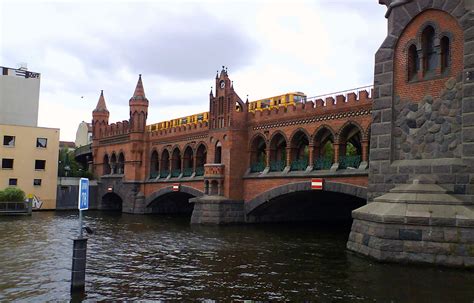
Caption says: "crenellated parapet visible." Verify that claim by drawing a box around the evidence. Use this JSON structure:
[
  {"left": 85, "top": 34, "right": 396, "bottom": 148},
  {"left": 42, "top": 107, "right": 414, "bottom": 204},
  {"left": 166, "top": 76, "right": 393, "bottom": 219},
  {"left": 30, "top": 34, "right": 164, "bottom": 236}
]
[
  {"left": 148, "top": 121, "right": 209, "bottom": 139},
  {"left": 248, "top": 87, "right": 373, "bottom": 124},
  {"left": 103, "top": 120, "right": 130, "bottom": 137}
]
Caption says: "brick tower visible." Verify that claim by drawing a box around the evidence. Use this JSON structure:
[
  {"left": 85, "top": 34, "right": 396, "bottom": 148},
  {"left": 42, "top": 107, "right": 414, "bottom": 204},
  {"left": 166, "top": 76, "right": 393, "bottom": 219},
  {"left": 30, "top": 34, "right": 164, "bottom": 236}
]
[
  {"left": 91, "top": 90, "right": 109, "bottom": 177},
  {"left": 92, "top": 90, "right": 109, "bottom": 140},
  {"left": 191, "top": 67, "right": 248, "bottom": 224},
  {"left": 127, "top": 74, "right": 149, "bottom": 181},
  {"left": 347, "top": 0, "right": 474, "bottom": 267}
]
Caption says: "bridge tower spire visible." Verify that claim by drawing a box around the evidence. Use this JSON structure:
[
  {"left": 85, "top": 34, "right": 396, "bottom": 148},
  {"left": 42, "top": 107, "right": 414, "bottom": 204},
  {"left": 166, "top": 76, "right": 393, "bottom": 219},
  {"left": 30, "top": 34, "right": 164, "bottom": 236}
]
[
  {"left": 129, "top": 74, "right": 149, "bottom": 133},
  {"left": 92, "top": 90, "right": 109, "bottom": 139}
]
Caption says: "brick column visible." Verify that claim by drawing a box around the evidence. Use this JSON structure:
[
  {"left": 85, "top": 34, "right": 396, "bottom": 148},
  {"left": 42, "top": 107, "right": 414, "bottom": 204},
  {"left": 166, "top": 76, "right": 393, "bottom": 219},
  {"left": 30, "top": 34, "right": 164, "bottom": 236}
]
[
  {"left": 286, "top": 147, "right": 292, "bottom": 167},
  {"left": 333, "top": 143, "right": 340, "bottom": 164},
  {"left": 266, "top": 147, "right": 272, "bottom": 167},
  {"left": 192, "top": 152, "right": 197, "bottom": 173},
  {"left": 362, "top": 139, "right": 369, "bottom": 162},
  {"left": 308, "top": 144, "right": 315, "bottom": 166}
]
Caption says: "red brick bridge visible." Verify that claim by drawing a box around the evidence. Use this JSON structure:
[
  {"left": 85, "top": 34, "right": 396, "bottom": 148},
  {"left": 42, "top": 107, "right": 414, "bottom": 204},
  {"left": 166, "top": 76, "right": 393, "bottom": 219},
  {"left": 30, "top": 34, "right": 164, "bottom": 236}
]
[
  {"left": 88, "top": 0, "right": 474, "bottom": 268},
  {"left": 91, "top": 69, "right": 372, "bottom": 223}
]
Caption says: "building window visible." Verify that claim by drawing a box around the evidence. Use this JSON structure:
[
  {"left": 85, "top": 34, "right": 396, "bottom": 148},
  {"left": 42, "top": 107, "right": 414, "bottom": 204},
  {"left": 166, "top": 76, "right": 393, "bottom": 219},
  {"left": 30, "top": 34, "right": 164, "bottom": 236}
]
[
  {"left": 2, "top": 158, "right": 14, "bottom": 169},
  {"left": 35, "top": 160, "right": 46, "bottom": 170},
  {"left": 9, "top": 178, "right": 17, "bottom": 186},
  {"left": 408, "top": 44, "right": 419, "bottom": 81},
  {"left": 441, "top": 36, "right": 451, "bottom": 73},
  {"left": 3, "top": 135, "right": 15, "bottom": 147},
  {"left": 215, "top": 141, "right": 222, "bottom": 164},
  {"left": 33, "top": 179, "right": 42, "bottom": 186},
  {"left": 36, "top": 138, "right": 48, "bottom": 148},
  {"left": 422, "top": 26, "right": 437, "bottom": 75}
]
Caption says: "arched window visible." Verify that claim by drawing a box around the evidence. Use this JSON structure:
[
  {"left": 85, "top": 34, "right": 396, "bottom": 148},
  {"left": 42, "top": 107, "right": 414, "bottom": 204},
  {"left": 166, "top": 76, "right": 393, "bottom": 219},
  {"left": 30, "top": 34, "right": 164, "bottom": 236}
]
[
  {"left": 215, "top": 141, "right": 222, "bottom": 164},
  {"left": 422, "top": 26, "right": 436, "bottom": 74},
  {"left": 195, "top": 144, "right": 207, "bottom": 176},
  {"left": 160, "top": 150, "right": 170, "bottom": 178},
  {"left": 110, "top": 153, "right": 117, "bottom": 174},
  {"left": 103, "top": 154, "right": 111, "bottom": 175},
  {"left": 269, "top": 133, "right": 287, "bottom": 172},
  {"left": 441, "top": 36, "right": 450, "bottom": 73},
  {"left": 183, "top": 146, "right": 194, "bottom": 177},
  {"left": 313, "top": 127, "right": 335, "bottom": 170},
  {"left": 408, "top": 44, "right": 419, "bottom": 81},
  {"left": 289, "top": 131, "right": 309, "bottom": 171},
  {"left": 338, "top": 124, "right": 363, "bottom": 169},
  {"left": 250, "top": 135, "right": 267, "bottom": 173},
  {"left": 171, "top": 148, "right": 182, "bottom": 177},
  {"left": 150, "top": 150, "right": 159, "bottom": 178},
  {"left": 118, "top": 153, "right": 125, "bottom": 174}
]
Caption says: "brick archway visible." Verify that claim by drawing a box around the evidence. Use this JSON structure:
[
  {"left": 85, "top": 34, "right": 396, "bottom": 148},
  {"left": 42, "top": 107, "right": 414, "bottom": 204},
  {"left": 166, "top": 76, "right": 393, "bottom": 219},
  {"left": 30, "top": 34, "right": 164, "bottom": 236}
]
[
  {"left": 245, "top": 181, "right": 367, "bottom": 215},
  {"left": 145, "top": 185, "right": 204, "bottom": 207}
]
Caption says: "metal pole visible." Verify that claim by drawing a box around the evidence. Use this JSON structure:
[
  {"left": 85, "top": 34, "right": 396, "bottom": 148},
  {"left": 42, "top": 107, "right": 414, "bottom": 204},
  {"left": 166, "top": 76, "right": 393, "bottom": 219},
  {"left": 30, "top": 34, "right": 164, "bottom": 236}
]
[
  {"left": 79, "top": 209, "right": 83, "bottom": 237},
  {"left": 71, "top": 237, "right": 87, "bottom": 294}
]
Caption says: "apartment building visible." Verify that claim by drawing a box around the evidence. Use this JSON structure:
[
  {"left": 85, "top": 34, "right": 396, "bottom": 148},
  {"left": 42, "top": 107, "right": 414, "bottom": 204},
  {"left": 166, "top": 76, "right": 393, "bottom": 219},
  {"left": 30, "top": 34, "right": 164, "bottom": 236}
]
[
  {"left": 0, "top": 65, "right": 60, "bottom": 209},
  {"left": 0, "top": 124, "right": 59, "bottom": 209}
]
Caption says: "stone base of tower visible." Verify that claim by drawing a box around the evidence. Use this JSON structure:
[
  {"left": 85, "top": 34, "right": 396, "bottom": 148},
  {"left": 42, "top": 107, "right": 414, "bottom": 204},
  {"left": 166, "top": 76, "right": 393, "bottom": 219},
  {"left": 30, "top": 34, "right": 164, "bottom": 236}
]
[
  {"left": 347, "top": 181, "right": 474, "bottom": 268},
  {"left": 190, "top": 196, "right": 244, "bottom": 225}
]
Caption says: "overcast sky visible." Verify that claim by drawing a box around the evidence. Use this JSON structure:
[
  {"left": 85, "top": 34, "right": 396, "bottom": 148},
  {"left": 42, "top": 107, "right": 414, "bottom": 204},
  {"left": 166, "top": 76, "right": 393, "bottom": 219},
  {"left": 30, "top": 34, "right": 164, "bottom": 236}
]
[{"left": 1, "top": 0, "right": 387, "bottom": 141}]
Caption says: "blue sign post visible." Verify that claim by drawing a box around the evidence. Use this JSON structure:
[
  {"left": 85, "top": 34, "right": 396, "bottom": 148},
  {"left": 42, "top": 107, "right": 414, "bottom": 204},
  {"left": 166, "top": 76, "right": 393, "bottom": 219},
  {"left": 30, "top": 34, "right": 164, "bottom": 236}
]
[
  {"left": 78, "top": 178, "right": 89, "bottom": 237},
  {"left": 71, "top": 178, "right": 90, "bottom": 294}
]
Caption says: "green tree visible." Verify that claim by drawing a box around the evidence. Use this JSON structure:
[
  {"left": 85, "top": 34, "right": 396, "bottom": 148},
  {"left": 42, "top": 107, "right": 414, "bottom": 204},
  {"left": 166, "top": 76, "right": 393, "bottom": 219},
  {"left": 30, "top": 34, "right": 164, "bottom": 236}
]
[{"left": 58, "top": 148, "right": 94, "bottom": 179}]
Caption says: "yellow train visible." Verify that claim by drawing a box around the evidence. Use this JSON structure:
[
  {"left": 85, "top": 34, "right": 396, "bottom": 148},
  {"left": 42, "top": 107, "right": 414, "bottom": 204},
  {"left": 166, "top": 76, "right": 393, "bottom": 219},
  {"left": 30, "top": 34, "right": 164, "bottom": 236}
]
[
  {"left": 146, "top": 112, "right": 209, "bottom": 132},
  {"left": 248, "top": 92, "right": 307, "bottom": 112},
  {"left": 146, "top": 92, "right": 306, "bottom": 131}
]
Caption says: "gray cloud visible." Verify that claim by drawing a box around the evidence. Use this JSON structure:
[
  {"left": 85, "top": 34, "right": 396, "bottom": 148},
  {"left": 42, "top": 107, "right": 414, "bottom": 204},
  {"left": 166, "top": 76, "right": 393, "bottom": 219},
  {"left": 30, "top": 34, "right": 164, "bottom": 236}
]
[
  {"left": 2, "top": 2, "right": 257, "bottom": 107},
  {"left": 49, "top": 5, "right": 257, "bottom": 81}
]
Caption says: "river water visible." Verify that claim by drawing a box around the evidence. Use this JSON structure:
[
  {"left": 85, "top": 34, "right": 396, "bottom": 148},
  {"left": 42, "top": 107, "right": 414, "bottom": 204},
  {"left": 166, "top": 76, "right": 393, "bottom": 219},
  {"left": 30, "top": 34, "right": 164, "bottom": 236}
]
[{"left": 0, "top": 211, "right": 473, "bottom": 302}]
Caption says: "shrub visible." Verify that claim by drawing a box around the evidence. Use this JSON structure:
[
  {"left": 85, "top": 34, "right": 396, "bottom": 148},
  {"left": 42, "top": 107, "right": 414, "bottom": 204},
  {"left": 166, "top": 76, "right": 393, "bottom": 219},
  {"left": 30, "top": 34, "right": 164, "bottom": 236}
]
[
  {"left": 2, "top": 187, "right": 26, "bottom": 202},
  {"left": 0, "top": 191, "right": 5, "bottom": 202}
]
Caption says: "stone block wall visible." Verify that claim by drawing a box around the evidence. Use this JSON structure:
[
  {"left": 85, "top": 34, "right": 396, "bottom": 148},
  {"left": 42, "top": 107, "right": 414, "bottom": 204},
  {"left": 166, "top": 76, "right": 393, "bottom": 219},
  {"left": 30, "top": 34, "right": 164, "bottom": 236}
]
[{"left": 369, "top": 0, "right": 474, "bottom": 201}]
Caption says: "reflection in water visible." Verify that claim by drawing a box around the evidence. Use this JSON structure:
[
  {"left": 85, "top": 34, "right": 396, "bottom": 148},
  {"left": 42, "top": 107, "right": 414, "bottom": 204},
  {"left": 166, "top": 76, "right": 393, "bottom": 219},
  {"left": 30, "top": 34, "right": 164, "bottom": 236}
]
[{"left": 0, "top": 211, "right": 473, "bottom": 302}]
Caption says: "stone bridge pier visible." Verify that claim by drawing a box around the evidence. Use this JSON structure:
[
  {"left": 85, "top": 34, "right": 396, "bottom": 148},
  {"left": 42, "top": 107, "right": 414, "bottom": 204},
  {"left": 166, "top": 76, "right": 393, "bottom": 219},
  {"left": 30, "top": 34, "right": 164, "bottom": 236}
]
[{"left": 347, "top": 0, "right": 474, "bottom": 268}]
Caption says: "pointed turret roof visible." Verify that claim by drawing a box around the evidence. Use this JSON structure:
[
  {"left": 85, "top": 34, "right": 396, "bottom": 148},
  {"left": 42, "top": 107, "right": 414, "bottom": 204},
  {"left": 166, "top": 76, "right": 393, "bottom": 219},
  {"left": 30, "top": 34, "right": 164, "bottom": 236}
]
[
  {"left": 93, "top": 90, "right": 109, "bottom": 112},
  {"left": 130, "top": 74, "right": 148, "bottom": 102},
  {"left": 210, "top": 87, "right": 214, "bottom": 97},
  {"left": 219, "top": 65, "right": 226, "bottom": 78}
]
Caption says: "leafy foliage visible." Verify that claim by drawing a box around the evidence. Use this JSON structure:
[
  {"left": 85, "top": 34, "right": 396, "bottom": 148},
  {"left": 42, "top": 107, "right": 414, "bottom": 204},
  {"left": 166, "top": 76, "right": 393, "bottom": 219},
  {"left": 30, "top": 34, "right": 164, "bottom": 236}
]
[
  {"left": 0, "top": 187, "right": 25, "bottom": 202},
  {"left": 58, "top": 148, "right": 94, "bottom": 179}
]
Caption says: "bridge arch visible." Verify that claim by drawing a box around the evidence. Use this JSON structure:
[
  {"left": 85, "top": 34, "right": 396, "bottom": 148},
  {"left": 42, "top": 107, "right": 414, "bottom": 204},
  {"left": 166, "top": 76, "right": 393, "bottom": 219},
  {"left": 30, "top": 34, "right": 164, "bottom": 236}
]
[
  {"left": 145, "top": 185, "right": 204, "bottom": 215},
  {"left": 145, "top": 185, "right": 204, "bottom": 207},
  {"left": 101, "top": 192, "right": 124, "bottom": 211},
  {"left": 245, "top": 181, "right": 367, "bottom": 223}
]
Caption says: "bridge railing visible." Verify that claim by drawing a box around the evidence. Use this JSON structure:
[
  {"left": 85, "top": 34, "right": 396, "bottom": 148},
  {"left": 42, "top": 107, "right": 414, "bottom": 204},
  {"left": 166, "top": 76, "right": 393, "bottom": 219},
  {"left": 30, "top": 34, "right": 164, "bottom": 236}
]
[{"left": 248, "top": 156, "right": 366, "bottom": 175}]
